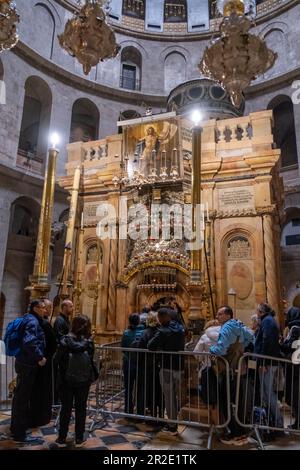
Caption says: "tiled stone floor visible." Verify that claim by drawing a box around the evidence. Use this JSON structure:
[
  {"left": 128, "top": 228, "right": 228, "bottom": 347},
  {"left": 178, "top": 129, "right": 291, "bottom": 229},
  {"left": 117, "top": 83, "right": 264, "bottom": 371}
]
[{"left": 1, "top": 410, "right": 300, "bottom": 451}]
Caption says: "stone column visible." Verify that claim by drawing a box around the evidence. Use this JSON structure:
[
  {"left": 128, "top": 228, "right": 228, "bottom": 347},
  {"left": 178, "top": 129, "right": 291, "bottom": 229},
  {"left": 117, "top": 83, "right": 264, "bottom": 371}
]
[
  {"left": 106, "top": 235, "right": 118, "bottom": 331},
  {"left": 263, "top": 213, "right": 279, "bottom": 314},
  {"left": 61, "top": 165, "right": 81, "bottom": 298},
  {"left": 292, "top": 102, "right": 300, "bottom": 176},
  {"left": 0, "top": 196, "right": 11, "bottom": 295},
  {"left": 188, "top": 124, "right": 205, "bottom": 326}
]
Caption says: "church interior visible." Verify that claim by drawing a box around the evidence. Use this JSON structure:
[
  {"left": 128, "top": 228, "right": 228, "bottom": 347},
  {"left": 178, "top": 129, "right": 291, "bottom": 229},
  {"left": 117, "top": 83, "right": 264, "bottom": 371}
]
[{"left": 1, "top": 0, "right": 300, "bottom": 453}]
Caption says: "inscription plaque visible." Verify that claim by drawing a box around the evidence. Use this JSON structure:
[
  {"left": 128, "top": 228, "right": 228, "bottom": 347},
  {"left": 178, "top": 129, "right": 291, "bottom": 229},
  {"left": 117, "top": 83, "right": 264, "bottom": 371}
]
[{"left": 219, "top": 187, "right": 254, "bottom": 210}]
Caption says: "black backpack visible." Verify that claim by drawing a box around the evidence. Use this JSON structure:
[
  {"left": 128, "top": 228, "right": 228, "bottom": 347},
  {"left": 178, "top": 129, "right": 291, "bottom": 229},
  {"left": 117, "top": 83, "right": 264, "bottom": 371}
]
[{"left": 65, "top": 350, "right": 93, "bottom": 386}]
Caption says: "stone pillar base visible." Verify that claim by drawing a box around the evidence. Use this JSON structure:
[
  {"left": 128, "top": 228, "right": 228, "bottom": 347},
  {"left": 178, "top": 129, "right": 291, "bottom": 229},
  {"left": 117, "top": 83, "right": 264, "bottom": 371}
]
[
  {"left": 26, "top": 276, "right": 51, "bottom": 300},
  {"left": 187, "top": 281, "right": 206, "bottom": 335}
]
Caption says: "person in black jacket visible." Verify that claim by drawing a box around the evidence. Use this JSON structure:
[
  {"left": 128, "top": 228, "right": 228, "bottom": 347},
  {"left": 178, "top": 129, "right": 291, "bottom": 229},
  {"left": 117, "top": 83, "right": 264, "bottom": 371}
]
[
  {"left": 133, "top": 312, "right": 164, "bottom": 420},
  {"left": 280, "top": 306, "right": 300, "bottom": 429},
  {"left": 254, "top": 303, "right": 283, "bottom": 431},
  {"left": 148, "top": 308, "right": 185, "bottom": 435},
  {"left": 53, "top": 300, "right": 73, "bottom": 404},
  {"left": 55, "top": 314, "right": 95, "bottom": 448},
  {"left": 55, "top": 315, "right": 95, "bottom": 447},
  {"left": 28, "top": 299, "right": 57, "bottom": 428},
  {"left": 121, "top": 314, "right": 144, "bottom": 415},
  {"left": 10, "top": 299, "right": 47, "bottom": 443}
]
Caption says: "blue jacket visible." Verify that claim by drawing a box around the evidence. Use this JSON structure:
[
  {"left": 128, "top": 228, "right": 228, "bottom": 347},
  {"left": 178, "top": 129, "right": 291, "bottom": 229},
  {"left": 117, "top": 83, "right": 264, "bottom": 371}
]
[
  {"left": 16, "top": 313, "right": 45, "bottom": 366},
  {"left": 121, "top": 325, "right": 145, "bottom": 362},
  {"left": 254, "top": 313, "right": 280, "bottom": 358},
  {"left": 210, "top": 319, "right": 254, "bottom": 356}
]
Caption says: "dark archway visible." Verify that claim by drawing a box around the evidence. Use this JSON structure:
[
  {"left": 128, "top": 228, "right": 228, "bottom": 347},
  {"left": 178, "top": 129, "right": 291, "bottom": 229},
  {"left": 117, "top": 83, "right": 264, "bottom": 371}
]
[
  {"left": 70, "top": 99, "right": 100, "bottom": 143},
  {"left": 268, "top": 96, "right": 298, "bottom": 168},
  {"left": 10, "top": 196, "right": 40, "bottom": 238},
  {"left": 0, "top": 58, "right": 3, "bottom": 81},
  {"left": 18, "top": 76, "right": 52, "bottom": 172},
  {"left": 0, "top": 292, "right": 5, "bottom": 337}
]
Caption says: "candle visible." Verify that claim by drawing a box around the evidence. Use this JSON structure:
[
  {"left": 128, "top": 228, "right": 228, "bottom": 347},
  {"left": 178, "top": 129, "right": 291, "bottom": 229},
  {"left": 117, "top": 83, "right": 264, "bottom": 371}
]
[
  {"left": 206, "top": 202, "right": 210, "bottom": 221},
  {"left": 172, "top": 148, "right": 177, "bottom": 167}
]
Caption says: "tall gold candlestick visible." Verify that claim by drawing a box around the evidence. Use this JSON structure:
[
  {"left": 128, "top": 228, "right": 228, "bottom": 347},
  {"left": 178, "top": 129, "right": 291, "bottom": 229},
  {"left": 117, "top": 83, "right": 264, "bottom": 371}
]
[
  {"left": 28, "top": 144, "right": 59, "bottom": 299},
  {"left": 191, "top": 125, "right": 203, "bottom": 279}
]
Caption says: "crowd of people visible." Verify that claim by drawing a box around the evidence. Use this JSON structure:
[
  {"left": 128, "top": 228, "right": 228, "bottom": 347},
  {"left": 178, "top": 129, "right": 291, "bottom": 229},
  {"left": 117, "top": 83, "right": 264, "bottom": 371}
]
[
  {"left": 7, "top": 294, "right": 300, "bottom": 447},
  {"left": 120, "top": 301, "right": 300, "bottom": 444},
  {"left": 9, "top": 299, "right": 97, "bottom": 447}
]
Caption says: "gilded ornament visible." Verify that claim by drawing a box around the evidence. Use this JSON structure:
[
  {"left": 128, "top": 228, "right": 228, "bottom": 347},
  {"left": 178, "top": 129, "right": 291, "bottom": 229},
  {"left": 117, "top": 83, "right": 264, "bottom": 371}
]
[
  {"left": 0, "top": 0, "right": 19, "bottom": 53},
  {"left": 58, "top": 0, "right": 120, "bottom": 75},
  {"left": 199, "top": 0, "right": 277, "bottom": 107}
]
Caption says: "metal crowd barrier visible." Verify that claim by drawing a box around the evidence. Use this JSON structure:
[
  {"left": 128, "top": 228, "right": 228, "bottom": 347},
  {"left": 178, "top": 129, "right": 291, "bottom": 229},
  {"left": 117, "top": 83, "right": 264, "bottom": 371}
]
[
  {"left": 90, "top": 345, "right": 231, "bottom": 449},
  {"left": 235, "top": 352, "right": 300, "bottom": 449},
  {"left": 0, "top": 354, "right": 16, "bottom": 412}
]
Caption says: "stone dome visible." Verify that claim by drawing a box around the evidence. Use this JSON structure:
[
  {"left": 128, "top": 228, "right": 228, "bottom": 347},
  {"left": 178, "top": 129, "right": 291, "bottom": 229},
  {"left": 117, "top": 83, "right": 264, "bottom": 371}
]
[{"left": 167, "top": 79, "right": 245, "bottom": 119}]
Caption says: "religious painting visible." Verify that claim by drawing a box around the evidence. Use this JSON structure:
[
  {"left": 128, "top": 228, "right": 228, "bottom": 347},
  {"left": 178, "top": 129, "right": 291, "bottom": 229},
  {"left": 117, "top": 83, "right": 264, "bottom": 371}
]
[{"left": 122, "top": 115, "right": 181, "bottom": 180}]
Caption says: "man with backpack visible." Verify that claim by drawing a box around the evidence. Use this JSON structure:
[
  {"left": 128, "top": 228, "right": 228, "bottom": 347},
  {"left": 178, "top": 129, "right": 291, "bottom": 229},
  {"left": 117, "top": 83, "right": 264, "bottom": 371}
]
[{"left": 9, "top": 299, "right": 47, "bottom": 443}]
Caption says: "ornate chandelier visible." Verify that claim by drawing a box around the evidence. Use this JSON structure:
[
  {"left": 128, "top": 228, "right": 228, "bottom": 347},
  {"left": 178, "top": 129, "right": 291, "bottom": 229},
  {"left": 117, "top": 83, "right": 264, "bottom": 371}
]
[
  {"left": 58, "top": 0, "right": 120, "bottom": 75},
  {"left": 199, "top": 0, "right": 277, "bottom": 107},
  {"left": 0, "top": 0, "right": 20, "bottom": 53}
]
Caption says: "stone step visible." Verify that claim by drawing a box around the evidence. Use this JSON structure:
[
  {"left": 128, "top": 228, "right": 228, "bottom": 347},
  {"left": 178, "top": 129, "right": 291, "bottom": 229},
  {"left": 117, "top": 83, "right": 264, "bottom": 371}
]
[{"left": 179, "top": 398, "right": 210, "bottom": 424}]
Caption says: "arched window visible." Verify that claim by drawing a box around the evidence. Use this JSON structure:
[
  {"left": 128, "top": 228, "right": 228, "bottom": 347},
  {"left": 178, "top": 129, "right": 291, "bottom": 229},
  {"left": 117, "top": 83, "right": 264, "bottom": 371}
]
[
  {"left": 164, "top": 0, "right": 186, "bottom": 22},
  {"left": 164, "top": 51, "right": 186, "bottom": 93},
  {"left": 17, "top": 77, "right": 52, "bottom": 172},
  {"left": 263, "top": 28, "right": 286, "bottom": 79},
  {"left": 209, "top": 0, "right": 221, "bottom": 19},
  {"left": 281, "top": 218, "right": 300, "bottom": 247},
  {"left": 70, "top": 99, "right": 100, "bottom": 143},
  {"left": 122, "top": 0, "right": 145, "bottom": 19},
  {"left": 120, "top": 47, "right": 142, "bottom": 91},
  {"left": 10, "top": 197, "right": 40, "bottom": 238},
  {"left": 268, "top": 96, "right": 298, "bottom": 168},
  {"left": 34, "top": 3, "right": 56, "bottom": 59}
]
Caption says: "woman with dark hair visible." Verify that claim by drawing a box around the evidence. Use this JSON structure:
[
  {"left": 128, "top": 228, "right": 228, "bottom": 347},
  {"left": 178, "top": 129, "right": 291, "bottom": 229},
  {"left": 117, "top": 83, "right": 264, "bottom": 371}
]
[
  {"left": 121, "top": 314, "right": 144, "bottom": 414},
  {"left": 55, "top": 314, "right": 96, "bottom": 447}
]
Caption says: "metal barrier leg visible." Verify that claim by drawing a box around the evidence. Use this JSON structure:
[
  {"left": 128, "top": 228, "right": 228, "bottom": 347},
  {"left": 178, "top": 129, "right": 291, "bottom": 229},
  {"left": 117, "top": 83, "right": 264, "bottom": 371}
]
[
  {"left": 89, "top": 409, "right": 115, "bottom": 432},
  {"left": 207, "top": 425, "right": 214, "bottom": 450},
  {"left": 253, "top": 426, "right": 265, "bottom": 450}
]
